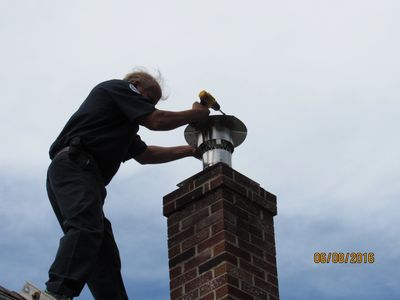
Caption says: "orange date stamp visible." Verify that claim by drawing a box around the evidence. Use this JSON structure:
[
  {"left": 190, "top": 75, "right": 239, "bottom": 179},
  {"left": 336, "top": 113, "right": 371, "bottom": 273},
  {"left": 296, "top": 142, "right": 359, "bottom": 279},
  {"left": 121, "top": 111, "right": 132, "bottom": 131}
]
[{"left": 314, "top": 252, "right": 375, "bottom": 264}]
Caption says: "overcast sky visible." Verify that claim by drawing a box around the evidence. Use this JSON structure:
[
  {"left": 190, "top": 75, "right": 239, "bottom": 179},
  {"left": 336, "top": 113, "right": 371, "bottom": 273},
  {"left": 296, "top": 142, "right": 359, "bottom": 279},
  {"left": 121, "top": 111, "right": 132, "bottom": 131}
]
[{"left": 1, "top": 1, "right": 399, "bottom": 299}]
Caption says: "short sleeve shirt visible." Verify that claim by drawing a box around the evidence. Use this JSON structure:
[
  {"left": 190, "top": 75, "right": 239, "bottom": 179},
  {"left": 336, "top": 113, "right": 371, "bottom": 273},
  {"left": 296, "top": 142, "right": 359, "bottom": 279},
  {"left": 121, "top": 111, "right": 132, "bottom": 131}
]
[{"left": 49, "top": 79, "right": 156, "bottom": 185}]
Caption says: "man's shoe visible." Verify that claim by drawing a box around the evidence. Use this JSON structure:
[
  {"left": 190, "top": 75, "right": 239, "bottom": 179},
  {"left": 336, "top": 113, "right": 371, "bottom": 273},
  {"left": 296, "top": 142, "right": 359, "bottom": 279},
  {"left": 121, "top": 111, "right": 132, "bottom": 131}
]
[{"left": 44, "top": 289, "right": 73, "bottom": 300}]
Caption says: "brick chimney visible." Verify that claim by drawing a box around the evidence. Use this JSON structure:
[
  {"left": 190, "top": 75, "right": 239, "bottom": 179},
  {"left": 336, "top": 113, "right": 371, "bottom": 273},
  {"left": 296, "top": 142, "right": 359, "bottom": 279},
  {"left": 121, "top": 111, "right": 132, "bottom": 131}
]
[{"left": 163, "top": 163, "right": 279, "bottom": 300}]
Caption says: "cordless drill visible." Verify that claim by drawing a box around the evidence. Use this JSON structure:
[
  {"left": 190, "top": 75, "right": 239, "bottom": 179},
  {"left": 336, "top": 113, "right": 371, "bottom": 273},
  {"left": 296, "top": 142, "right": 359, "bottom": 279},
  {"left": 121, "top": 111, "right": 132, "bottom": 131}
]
[{"left": 198, "top": 90, "right": 226, "bottom": 115}]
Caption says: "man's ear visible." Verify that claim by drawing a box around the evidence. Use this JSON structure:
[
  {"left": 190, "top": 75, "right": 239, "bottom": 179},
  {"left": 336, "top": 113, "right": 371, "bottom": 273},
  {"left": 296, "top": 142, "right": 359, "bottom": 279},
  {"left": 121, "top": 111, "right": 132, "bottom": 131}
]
[{"left": 133, "top": 82, "right": 146, "bottom": 96}]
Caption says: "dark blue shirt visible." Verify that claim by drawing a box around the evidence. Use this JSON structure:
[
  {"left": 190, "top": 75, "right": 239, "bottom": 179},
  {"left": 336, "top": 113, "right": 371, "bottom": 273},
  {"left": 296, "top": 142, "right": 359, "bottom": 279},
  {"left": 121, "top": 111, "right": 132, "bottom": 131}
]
[{"left": 49, "top": 79, "right": 156, "bottom": 185}]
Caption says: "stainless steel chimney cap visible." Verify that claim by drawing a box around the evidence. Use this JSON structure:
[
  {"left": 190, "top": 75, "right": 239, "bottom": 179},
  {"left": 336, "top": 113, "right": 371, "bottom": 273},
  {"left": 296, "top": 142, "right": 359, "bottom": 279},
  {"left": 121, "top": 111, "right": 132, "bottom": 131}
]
[{"left": 184, "top": 115, "right": 247, "bottom": 168}]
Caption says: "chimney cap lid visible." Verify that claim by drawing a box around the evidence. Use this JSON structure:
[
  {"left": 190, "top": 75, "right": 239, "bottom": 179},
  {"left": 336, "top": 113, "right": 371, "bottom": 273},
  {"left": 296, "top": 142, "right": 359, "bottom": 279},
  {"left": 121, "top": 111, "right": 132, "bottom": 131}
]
[{"left": 184, "top": 115, "right": 247, "bottom": 147}]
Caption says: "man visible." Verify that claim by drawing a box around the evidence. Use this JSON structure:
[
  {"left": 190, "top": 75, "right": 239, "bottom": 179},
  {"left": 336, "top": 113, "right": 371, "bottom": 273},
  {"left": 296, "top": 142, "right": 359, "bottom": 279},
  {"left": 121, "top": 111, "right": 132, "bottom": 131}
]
[{"left": 44, "top": 70, "right": 210, "bottom": 300}]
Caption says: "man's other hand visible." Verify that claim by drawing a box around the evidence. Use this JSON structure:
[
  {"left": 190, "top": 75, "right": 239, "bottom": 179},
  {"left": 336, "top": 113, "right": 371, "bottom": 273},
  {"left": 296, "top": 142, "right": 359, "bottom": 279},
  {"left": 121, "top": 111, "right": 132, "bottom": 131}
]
[
  {"left": 134, "top": 145, "right": 202, "bottom": 164},
  {"left": 138, "top": 102, "right": 210, "bottom": 131},
  {"left": 190, "top": 146, "right": 203, "bottom": 160}
]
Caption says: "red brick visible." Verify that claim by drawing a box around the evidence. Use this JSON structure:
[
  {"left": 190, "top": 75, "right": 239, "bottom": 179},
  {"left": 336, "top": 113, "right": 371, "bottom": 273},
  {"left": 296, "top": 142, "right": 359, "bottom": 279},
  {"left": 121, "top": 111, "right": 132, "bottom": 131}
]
[
  {"left": 247, "top": 214, "right": 274, "bottom": 236},
  {"left": 168, "top": 209, "right": 190, "bottom": 226},
  {"left": 176, "top": 187, "right": 204, "bottom": 210},
  {"left": 235, "top": 196, "right": 260, "bottom": 217},
  {"left": 168, "top": 223, "right": 180, "bottom": 237},
  {"left": 226, "top": 265, "right": 253, "bottom": 285},
  {"left": 171, "top": 287, "right": 183, "bottom": 299},
  {"left": 175, "top": 189, "right": 224, "bottom": 219},
  {"left": 203, "top": 181, "right": 211, "bottom": 193},
  {"left": 185, "top": 271, "right": 213, "bottom": 292},
  {"left": 265, "top": 253, "right": 277, "bottom": 266},
  {"left": 250, "top": 235, "right": 276, "bottom": 256},
  {"left": 218, "top": 164, "right": 235, "bottom": 178},
  {"left": 222, "top": 189, "right": 235, "bottom": 203},
  {"left": 181, "top": 288, "right": 199, "bottom": 300},
  {"left": 252, "top": 256, "right": 277, "bottom": 277},
  {"left": 235, "top": 207, "right": 249, "bottom": 221},
  {"left": 169, "top": 244, "right": 182, "bottom": 259},
  {"left": 164, "top": 201, "right": 176, "bottom": 217},
  {"left": 267, "top": 274, "right": 278, "bottom": 286},
  {"left": 213, "top": 241, "right": 226, "bottom": 257},
  {"left": 164, "top": 183, "right": 191, "bottom": 205},
  {"left": 197, "top": 210, "right": 223, "bottom": 231},
  {"left": 233, "top": 171, "right": 260, "bottom": 193},
  {"left": 211, "top": 220, "right": 225, "bottom": 235},
  {"left": 252, "top": 193, "right": 277, "bottom": 216},
  {"left": 228, "top": 285, "right": 254, "bottom": 300},
  {"left": 217, "top": 296, "right": 235, "bottom": 300},
  {"left": 211, "top": 200, "right": 224, "bottom": 213},
  {"left": 199, "top": 253, "right": 238, "bottom": 274},
  {"left": 170, "top": 269, "right": 197, "bottom": 290},
  {"left": 224, "top": 223, "right": 250, "bottom": 242},
  {"left": 198, "top": 231, "right": 226, "bottom": 253},
  {"left": 210, "top": 176, "right": 224, "bottom": 190},
  {"left": 254, "top": 277, "right": 279, "bottom": 295},
  {"left": 238, "top": 239, "right": 264, "bottom": 258},
  {"left": 184, "top": 249, "right": 212, "bottom": 272},
  {"left": 199, "top": 291, "right": 215, "bottom": 300},
  {"left": 220, "top": 199, "right": 235, "bottom": 213},
  {"left": 224, "top": 231, "right": 237, "bottom": 244},
  {"left": 221, "top": 176, "right": 248, "bottom": 197},
  {"left": 182, "top": 227, "right": 210, "bottom": 251},
  {"left": 210, "top": 175, "right": 249, "bottom": 198},
  {"left": 193, "top": 163, "right": 233, "bottom": 188},
  {"left": 239, "top": 259, "right": 265, "bottom": 279},
  {"left": 193, "top": 190, "right": 224, "bottom": 211},
  {"left": 182, "top": 207, "right": 210, "bottom": 230},
  {"left": 241, "top": 282, "right": 268, "bottom": 299},
  {"left": 236, "top": 219, "right": 263, "bottom": 239},
  {"left": 264, "top": 232, "right": 275, "bottom": 244},
  {"left": 199, "top": 274, "right": 229, "bottom": 296},
  {"left": 170, "top": 266, "right": 182, "bottom": 279},
  {"left": 169, "top": 247, "right": 196, "bottom": 268},
  {"left": 168, "top": 227, "right": 195, "bottom": 248},
  {"left": 258, "top": 187, "right": 276, "bottom": 202},
  {"left": 214, "top": 261, "right": 229, "bottom": 277},
  {"left": 223, "top": 210, "right": 236, "bottom": 225},
  {"left": 225, "top": 242, "right": 251, "bottom": 262},
  {"left": 228, "top": 276, "right": 239, "bottom": 287},
  {"left": 215, "top": 284, "right": 229, "bottom": 299}
]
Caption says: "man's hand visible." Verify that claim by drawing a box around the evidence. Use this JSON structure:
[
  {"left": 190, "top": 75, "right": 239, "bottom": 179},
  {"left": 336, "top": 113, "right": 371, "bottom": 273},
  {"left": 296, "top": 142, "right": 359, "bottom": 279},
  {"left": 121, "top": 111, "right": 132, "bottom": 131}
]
[
  {"left": 190, "top": 146, "right": 203, "bottom": 160},
  {"left": 192, "top": 102, "right": 210, "bottom": 121},
  {"left": 138, "top": 102, "right": 210, "bottom": 131}
]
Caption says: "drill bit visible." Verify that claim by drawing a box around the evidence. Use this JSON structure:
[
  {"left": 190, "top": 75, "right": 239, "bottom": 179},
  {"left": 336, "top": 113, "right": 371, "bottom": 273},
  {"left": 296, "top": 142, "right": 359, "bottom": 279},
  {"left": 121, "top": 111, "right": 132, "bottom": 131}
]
[{"left": 219, "top": 109, "right": 226, "bottom": 115}]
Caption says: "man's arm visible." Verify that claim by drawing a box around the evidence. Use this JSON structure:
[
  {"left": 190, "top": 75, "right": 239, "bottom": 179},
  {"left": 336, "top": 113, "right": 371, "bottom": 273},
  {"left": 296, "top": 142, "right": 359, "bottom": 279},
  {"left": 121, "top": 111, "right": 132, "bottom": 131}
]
[
  {"left": 137, "top": 102, "right": 209, "bottom": 131},
  {"left": 134, "top": 145, "right": 201, "bottom": 165}
]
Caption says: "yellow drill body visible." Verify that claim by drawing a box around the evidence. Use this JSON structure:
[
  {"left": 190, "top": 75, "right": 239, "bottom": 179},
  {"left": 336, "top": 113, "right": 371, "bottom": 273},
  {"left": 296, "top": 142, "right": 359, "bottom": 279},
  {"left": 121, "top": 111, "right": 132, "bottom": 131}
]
[{"left": 198, "top": 90, "right": 226, "bottom": 115}]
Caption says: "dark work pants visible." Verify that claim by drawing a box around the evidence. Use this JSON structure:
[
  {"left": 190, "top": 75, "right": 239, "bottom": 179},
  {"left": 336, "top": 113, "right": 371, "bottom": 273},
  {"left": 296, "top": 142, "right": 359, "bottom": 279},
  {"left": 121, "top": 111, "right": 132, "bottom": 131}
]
[{"left": 46, "top": 150, "right": 128, "bottom": 300}]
